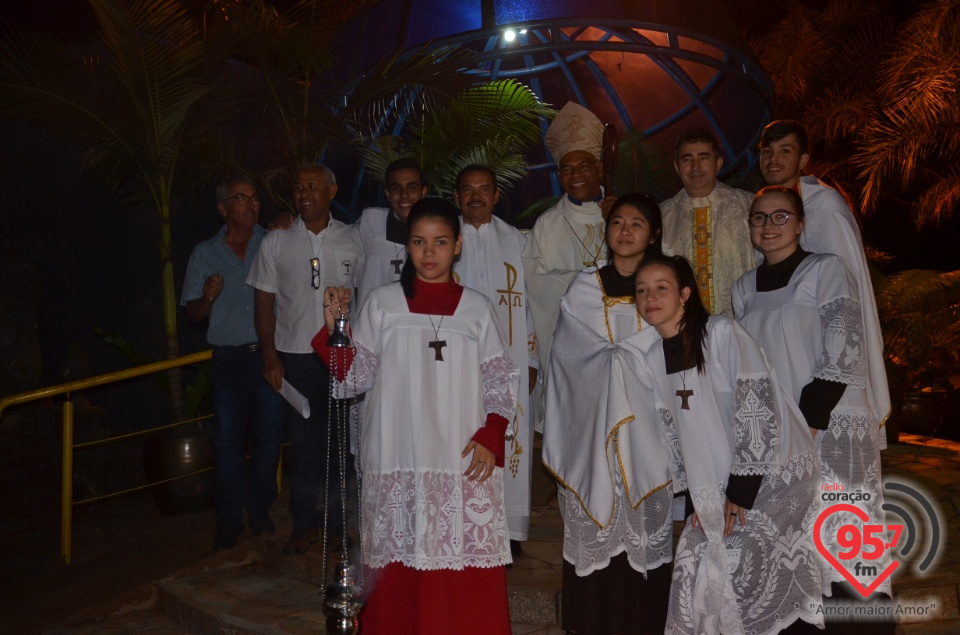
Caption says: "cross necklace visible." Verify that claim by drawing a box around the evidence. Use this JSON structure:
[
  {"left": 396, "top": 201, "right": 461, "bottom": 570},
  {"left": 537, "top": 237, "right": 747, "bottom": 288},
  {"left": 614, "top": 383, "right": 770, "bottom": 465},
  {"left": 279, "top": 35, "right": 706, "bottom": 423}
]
[
  {"left": 563, "top": 217, "right": 603, "bottom": 267},
  {"left": 667, "top": 345, "right": 693, "bottom": 410},
  {"left": 390, "top": 243, "right": 404, "bottom": 275},
  {"left": 427, "top": 315, "right": 447, "bottom": 361}
]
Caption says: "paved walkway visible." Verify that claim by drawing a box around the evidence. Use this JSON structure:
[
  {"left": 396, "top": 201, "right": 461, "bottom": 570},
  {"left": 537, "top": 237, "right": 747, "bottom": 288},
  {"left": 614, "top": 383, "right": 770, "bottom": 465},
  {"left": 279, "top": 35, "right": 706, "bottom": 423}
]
[{"left": 13, "top": 434, "right": 960, "bottom": 633}]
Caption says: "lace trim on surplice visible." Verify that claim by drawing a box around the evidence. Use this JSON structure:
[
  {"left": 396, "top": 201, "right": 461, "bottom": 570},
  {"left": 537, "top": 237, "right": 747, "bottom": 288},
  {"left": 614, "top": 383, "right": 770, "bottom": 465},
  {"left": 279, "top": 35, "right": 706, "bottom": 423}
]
[
  {"left": 657, "top": 407, "right": 688, "bottom": 492},
  {"left": 362, "top": 469, "right": 510, "bottom": 571},
  {"left": 730, "top": 377, "right": 780, "bottom": 474},
  {"left": 480, "top": 351, "right": 519, "bottom": 421},
  {"left": 563, "top": 466, "right": 673, "bottom": 576},
  {"left": 333, "top": 341, "right": 378, "bottom": 398},
  {"left": 815, "top": 296, "right": 866, "bottom": 388}
]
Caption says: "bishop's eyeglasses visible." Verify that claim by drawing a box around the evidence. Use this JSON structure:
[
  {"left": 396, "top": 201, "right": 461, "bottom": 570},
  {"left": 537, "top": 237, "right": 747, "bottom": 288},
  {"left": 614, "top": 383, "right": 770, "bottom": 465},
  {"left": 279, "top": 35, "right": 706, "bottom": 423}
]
[{"left": 748, "top": 210, "right": 793, "bottom": 227}]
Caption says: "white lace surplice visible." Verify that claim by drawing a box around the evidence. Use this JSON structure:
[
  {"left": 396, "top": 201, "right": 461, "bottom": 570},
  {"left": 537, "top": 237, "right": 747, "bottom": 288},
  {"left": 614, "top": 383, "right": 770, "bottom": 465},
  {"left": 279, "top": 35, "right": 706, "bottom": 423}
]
[
  {"left": 799, "top": 176, "right": 891, "bottom": 437},
  {"left": 633, "top": 317, "right": 823, "bottom": 635},
  {"left": 733, "top": 252, "right": 890, "bottom": 595},
  {"left": 543, "top": 270, "right": 673, "bottom": 576},
  {"left": 337, "top": 283, "right": 519, "bottom": 571}
]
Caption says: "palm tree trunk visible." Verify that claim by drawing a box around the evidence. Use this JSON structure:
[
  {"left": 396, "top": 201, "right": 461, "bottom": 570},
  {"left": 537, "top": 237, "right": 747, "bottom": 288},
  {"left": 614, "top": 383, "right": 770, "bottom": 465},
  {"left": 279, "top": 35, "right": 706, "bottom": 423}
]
[{"left": 160, "top": 195, "right": 186, "bottom": 420}]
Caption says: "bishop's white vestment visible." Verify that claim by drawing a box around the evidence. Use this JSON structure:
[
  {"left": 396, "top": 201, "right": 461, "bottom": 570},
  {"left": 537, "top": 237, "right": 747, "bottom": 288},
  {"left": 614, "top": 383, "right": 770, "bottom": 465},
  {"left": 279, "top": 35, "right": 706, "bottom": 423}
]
[{"left": 522, "top": 194, "right": 605, "bottom": 431}]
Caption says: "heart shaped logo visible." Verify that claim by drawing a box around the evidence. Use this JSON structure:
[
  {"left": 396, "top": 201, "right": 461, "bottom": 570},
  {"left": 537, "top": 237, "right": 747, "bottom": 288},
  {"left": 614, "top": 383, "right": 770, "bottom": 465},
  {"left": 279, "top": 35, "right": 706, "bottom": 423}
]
[{"left": 813, "top": 503, "right": 899, "bottom": 598}]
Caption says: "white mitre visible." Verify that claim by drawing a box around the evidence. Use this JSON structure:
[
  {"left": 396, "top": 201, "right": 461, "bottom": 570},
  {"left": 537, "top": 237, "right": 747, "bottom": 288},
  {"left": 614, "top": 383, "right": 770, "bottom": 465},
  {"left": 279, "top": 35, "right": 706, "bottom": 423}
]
[{"left": 546, "top": 102, "right": 604, "bottom": 161}]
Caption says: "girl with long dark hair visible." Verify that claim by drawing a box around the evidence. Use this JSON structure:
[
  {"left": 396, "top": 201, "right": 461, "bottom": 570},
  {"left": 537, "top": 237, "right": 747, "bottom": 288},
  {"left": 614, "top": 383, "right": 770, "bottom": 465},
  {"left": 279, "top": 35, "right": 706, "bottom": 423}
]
[
  {"left": 543, "top": 193, "right": 674, "bottom": 635},
  {"left": 628, "top": 254, "right": 824, "bottom": 635},
  {"left": 312, "top": 198, "right": 519, "bottom": 634}
]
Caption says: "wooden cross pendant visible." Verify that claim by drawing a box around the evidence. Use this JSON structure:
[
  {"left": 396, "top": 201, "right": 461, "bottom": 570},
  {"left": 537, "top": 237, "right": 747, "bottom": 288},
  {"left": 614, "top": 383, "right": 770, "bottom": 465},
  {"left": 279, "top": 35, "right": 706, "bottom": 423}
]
[
  {"left": 390, "top": 259, "right": 403, "bottom": 274},
  {"left": 428, "top": 340, "right": 447, "bottom": 361},
  {"left": 676, "top": 389, "right": 693, "bottom": 410}
]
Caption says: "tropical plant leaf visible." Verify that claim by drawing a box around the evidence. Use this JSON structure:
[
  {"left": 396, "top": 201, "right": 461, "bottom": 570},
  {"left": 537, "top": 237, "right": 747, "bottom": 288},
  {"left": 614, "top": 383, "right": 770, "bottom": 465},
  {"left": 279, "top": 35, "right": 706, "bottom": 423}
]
[
  {"left": 514, "top": 196, "right": 561, "bottom": 223},
  {"left": 354, "top": 78, "right": 553, "bottom": 201}
]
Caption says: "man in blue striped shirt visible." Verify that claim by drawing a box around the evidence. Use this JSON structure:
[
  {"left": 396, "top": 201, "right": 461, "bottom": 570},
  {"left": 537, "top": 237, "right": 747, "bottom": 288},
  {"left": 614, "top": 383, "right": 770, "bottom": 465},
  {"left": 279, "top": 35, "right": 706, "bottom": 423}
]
[{"left": 181, "top": 176, "right": 285, "bottom": 552}]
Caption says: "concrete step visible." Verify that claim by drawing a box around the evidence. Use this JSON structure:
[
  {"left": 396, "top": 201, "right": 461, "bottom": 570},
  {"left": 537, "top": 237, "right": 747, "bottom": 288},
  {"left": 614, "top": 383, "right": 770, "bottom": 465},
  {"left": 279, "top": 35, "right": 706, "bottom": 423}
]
[
  {"left": 45, "top": 608, "right": 194, "bottom": 634},
  {"left": 159, "top": 565, "right": 327, "bottom": 634}
]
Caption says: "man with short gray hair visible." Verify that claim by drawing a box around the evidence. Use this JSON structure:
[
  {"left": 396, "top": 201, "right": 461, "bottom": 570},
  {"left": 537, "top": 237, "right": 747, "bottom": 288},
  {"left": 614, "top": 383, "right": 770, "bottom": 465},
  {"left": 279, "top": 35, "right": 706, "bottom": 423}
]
[
  {"left": 182, "top": 176, "right": 285, "bottom": 552},
  {"left": 247, "top": 164, "right": 364, "bottom": 556}
]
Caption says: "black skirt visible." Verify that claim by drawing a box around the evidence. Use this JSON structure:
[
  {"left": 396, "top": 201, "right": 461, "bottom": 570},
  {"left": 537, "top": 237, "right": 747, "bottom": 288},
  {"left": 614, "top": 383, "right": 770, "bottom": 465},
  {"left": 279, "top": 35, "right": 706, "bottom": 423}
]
[{"left": 561, "top": 552, "right": 671, "bottom": 635}]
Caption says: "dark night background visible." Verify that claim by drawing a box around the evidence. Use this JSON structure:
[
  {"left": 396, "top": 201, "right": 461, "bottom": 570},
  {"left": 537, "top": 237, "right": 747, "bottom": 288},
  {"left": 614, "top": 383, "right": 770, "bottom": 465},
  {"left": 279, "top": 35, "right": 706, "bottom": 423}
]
[{"left": 0, "top": 0, "right": 957, "bottom": 415}]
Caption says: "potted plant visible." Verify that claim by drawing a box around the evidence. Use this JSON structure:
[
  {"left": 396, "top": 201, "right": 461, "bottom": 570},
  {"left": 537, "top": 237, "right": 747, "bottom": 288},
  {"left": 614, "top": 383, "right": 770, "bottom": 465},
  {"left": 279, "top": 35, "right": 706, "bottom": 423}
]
[{"left": 874, "top": 268, "right": 960, "bottom": 438}]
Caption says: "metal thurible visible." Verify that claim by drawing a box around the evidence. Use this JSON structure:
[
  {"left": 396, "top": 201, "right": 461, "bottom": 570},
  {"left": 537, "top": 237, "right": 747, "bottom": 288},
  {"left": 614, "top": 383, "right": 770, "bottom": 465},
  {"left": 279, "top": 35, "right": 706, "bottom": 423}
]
[
  {"left": 329, "top": 313, "right": 352, "bottom": 348},
  {"left": 322, "top": 306, "right": 364, "bottom": 634},
  {"left": 323, "top": 561, "right": 365, "bottom": 635}
]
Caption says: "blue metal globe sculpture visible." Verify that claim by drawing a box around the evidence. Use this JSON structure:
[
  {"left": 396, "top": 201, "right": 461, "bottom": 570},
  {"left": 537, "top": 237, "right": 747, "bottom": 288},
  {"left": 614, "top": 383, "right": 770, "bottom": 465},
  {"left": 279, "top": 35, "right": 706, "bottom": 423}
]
[{"left": 330, "top": 0, "right": 772, "bottom": 215}]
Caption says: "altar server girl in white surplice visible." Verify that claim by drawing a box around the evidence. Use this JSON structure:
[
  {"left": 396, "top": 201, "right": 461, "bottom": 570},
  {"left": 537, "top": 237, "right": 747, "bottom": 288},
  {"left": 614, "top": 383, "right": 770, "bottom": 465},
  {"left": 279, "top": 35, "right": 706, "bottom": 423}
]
[
  {"left": 312, "top": 198, "right": 519, "bottom": 635},
  {"left": 543, "top": 193, "right": 674, "bottom": 635},
  {"left": 629, "top": 254, "right": 823, "bottom": 635},
  {"left": 733, "top": 186, "right": 892, "bottom": 634}
]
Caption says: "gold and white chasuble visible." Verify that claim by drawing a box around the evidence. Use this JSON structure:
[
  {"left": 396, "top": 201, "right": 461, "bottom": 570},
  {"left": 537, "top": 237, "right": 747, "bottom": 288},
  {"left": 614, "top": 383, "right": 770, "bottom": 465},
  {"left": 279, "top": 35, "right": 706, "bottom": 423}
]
[
  {"left": 660, "top": 182, "right": 755, "bottom": 317},
  {"left": 454, "top": 216, "right": 539, "bottom": 541}
]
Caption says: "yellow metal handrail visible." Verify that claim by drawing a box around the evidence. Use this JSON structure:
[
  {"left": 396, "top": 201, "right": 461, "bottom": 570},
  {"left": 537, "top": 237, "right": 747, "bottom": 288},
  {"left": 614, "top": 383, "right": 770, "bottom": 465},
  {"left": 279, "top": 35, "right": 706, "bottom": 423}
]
[{"left": 0, "top": 350, "right": 213, "bottom": 564}]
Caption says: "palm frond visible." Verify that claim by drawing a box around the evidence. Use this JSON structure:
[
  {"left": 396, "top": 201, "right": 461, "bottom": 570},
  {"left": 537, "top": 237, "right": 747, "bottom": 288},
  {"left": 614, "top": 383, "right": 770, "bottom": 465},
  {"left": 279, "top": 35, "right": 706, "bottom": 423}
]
[
  {"left": 318, "top": 43, "right": 481, "bottom": 153},
  {"left": 514, "top": 196, "right": 561, "bottom": 223},
  {"left": 749, "top": 1, "right": 834, "bottom": 105},
  {"left": 426, "top": 141, "right": 531, "bottom": 200},
  {"left": 911, "top": 168, "right": 960, "bottom": 228},
  {"left": 353, "top": 136, "right": 411, "bottom": 184}
]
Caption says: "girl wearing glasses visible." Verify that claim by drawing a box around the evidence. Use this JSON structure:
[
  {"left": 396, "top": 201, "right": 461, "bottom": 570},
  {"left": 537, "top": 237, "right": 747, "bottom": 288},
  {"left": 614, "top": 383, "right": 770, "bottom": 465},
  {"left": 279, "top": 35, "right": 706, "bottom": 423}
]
[
  {"left": 732, "top": 186, "right": 893, "bottom": 631},
  {"left": 313, "top": 198, "right": 519, "bottom": 635}
]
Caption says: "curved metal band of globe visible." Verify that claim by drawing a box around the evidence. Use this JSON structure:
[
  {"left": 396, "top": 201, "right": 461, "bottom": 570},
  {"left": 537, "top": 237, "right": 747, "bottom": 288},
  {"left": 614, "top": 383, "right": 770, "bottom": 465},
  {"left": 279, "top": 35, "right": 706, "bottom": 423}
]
[
  {"left": 333, "top": 16, "right": 772, "bottom": 205},
  {"left": 455, "top": 20, "right": 770, "bottom": 176}
]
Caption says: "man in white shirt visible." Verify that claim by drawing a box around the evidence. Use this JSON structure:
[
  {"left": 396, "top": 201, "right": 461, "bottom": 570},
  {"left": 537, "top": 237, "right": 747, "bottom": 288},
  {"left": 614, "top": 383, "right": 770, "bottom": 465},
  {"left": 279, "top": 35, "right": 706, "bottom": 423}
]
[
  {"left": 453, "top": 164, "right": 539, "bottom": 556},
  {"left": 247, "top": 163, "right": 364, "bottom": 556},
  {"left": 355, "top": 158, "right": 427, "bottom": 303},
  {"left": 660, "top": 128, "right": 755, "bottom": 317}
]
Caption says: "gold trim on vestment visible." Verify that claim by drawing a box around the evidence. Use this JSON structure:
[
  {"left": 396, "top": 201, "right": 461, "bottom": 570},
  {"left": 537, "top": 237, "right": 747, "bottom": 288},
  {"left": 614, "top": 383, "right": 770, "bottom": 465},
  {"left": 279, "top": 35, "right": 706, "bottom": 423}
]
[
  {"left": 545, "top": 414, "right": 672, "bottom": 530},
  {"left": 541, "top": 462, "right": 611, "bottom": 529},
  {"left": 692, "top": 205, "right": 715, "bottom": 313},
  {"left": 595, "top": 270, "right": 642, "bottom": 344}
]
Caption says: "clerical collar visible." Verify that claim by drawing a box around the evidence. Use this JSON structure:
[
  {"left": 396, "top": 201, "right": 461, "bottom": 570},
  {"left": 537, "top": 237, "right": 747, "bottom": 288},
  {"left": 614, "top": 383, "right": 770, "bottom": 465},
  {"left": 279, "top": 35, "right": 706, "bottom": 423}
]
[
  {"left": 567, "top": 191, "right": 604, "bottom": 206},
  {"left": 385, "top": 209, "right": 406, "bottom": 244}
]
